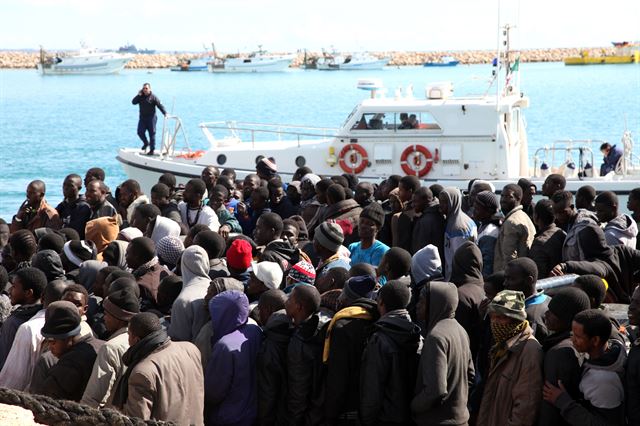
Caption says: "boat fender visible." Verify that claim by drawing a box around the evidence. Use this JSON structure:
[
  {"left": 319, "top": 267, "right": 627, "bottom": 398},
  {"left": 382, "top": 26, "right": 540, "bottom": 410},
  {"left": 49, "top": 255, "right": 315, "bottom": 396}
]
[
  {"left": 400, "top": 145, "right": 433, "bottom": 177},
  {"left": 338, "top": 143, "right": 368, "bottom": 174},
  {"left": 327, "top": 147, "right": 338, "bottom": 167}
]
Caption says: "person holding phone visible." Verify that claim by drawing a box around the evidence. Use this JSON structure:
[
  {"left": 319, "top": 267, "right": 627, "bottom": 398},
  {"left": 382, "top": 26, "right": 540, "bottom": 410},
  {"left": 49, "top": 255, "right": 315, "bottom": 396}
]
[
  {"left": 11, "top": 180, "right": 61, "bottom": 232},
  {"left": 131, "top": 83, "right": 167, "bottom": 156}
]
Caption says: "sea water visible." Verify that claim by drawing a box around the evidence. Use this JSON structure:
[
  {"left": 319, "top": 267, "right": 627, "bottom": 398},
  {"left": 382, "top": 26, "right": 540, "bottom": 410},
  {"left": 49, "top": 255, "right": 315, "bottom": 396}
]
[{"left": 1, "top": 62, "right": 639, "bottom": 220}]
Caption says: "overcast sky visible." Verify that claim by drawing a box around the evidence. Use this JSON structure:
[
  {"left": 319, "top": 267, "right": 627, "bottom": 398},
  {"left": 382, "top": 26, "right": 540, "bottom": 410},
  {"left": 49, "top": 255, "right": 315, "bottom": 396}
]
[{"left": 3, "top": 0, "right": 639, "bottom": 52}]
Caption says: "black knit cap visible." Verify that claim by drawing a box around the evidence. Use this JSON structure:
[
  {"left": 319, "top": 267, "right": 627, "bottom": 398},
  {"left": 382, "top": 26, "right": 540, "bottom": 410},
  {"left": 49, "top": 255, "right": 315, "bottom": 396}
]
[
  {"left": 475, "top": 191, "right": 499, "bottom": 213},
  {"left": 360, "top": 202, "right": 385, "bottom": 228},
  {"left": 548, "top": 287, "right": 591, "bottom": 325},
  {"left": 63, "top": 240, "right": 97, "bottom": 266},
  {"left": 104, "top": 289, "right": 140, "bottom": 322},
  {"left": 41, "top": 300, "right": 81, "bottom": 339}
]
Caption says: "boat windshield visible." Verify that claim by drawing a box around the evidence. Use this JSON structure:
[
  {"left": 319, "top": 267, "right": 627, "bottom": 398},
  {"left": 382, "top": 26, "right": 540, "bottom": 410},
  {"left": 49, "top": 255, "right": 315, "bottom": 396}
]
[{"left": 350, "top": 111, "right": 441, "bottom": 131}]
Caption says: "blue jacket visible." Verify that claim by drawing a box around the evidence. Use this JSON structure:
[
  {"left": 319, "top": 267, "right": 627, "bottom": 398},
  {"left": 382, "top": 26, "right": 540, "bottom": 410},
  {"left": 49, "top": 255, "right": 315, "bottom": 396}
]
[
  {"left": 601, "top": 144, "right": 623, "bottom": 175},
  {"left": 205, "top": 291, "right": 263, "bottom": 426}
]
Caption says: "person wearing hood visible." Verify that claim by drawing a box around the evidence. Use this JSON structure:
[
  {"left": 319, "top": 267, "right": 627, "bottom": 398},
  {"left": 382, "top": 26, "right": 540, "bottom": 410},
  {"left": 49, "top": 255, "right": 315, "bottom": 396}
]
[
  {"left": 126, "top": 237, "right": 171, "bottom": 310},
  {"left": 551, "top": 225, "right": 640, "bottom": 303},
  {"left": 538, "top": 287, "right": 591, "bottom": 426},
  {"left": 360, "top": 280, "right": 421, "bottom": 426},
  {"left": 439, "top": 187, "right": 477, "bottom": 281},
  {"left": 543, "top": 309, "right": 627, "bottom": 425},
  {"left": 205, "top": 290, "right": 263, "bottom": 426},
  {"left": 102, "top": 240, "right": 129, "bottom": 270},
  {"left": 410, "top": 186, "right": 445, "bottom": 257},
  {"left": 411, "top": 281, "right": 474, "bottom": 425},
  {"left": 148, "top": 215, "right": 181, "bottom": 246},
  {"left": 193, "top": 230, "right": 230, "bottom": 280},
  {"left": 257, "top": 212, "right": 303, "bottom": 279},
  {"left": 450, "top": 241, "right": 486, "bottom": 361},
  {"left": 551, "top": 190, "right": 602, "bottom": 262},
  {"left": 257, "top": 291, "right": 293, "bottom": 426},
  {"left": 323, "top": 275, "right": 380, "bottom": 424},
  {"left": 76, "top": 260, "right": 107, "bottom": 294},
  {"left": 169, "top": 245, "right": 211, "bottom": 342},
  {"left": 473, "top": 191, "right": 502, "bottom": 277},
  {"left": 85, "top": 215, "right": 119, "bottom": 262},
  {"left": 493, "top": 184, "right": 536, "bottom": 273},
  {"left": 285, "top": 283, "right": 329, "bottom": 425},
  {"left": 112, "top": 312, "right": 204, "bottom": 424},
  {"left": 0, "top": 267, "right": 46, "bottom": 371},
  {"left": 409, "top": 245, "right": 443, "bottom": 319},
  {"left": 31, "top": 250, "right": 66, "bottom": 282},
  {"left": 478, "top": 290, "right": 543, "bottom": 425},
  {"left": 193, "top": 277, "right": 245, "bottom": 368},
  {"left": 595, "top": 191, "right": 638, "bottom": 248},
  {"left": 81, "top": 289, "right": 139, "bottom": 408}
]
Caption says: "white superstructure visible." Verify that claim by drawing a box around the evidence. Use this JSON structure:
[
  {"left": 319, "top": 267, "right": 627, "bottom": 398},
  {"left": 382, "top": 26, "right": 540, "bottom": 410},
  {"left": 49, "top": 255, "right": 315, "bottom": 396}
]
[
  {"left": 37, "top": 47, "right": 133, "bottom": 75},
  {"left": 317, "top": 50, "right": 390, "bottom": 70}
]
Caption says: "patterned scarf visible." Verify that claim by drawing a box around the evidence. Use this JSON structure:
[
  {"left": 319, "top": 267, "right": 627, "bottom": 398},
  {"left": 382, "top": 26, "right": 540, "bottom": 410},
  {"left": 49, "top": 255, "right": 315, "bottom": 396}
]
[{"left": 489, "top": 320, "right": 528, "bottom": 369}]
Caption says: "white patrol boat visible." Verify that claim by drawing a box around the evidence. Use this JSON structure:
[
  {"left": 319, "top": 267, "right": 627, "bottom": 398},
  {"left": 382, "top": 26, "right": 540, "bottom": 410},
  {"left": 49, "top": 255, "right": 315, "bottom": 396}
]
[
  {"left": 37, "top": 46, "right": 133, "bottom": 75},
  {"left": 117, "top": 27, "right": 640, "bottom": 195}
]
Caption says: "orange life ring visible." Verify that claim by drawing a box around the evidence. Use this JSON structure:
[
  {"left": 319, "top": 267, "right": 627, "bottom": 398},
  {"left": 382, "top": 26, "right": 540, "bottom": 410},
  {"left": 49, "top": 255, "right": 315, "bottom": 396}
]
[
  {"left": 176, "top": 150, "right": 205, "bottom": 159},
  {"left": 400, "top": 145, "right": 433, "bottom": 177},
  {"left": 338, "top": 144, "right": 369, "bottom": 174}
]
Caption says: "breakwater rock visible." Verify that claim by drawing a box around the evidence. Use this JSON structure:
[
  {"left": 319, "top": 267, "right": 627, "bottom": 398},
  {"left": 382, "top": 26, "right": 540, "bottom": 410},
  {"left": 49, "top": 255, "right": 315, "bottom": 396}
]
[{"left": 0, "top": 47, "right": 620, "bottom": 69}]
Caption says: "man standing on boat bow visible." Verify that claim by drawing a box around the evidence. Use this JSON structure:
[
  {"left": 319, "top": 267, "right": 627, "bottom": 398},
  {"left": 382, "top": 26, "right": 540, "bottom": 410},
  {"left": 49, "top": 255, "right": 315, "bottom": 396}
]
[{"left": 132, "top": 83, "right": 167, "bottom": 156}]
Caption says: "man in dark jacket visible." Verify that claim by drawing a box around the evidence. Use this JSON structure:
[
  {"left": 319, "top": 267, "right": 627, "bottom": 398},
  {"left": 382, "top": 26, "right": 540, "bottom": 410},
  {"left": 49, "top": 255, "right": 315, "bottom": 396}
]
[
  {"left": 318, "top": 184, "right": 363, "bottom": 246},
  {"left": 538, "top": 287, "right": 591, "bottom": 426},
  {"left": 256, "top": 212, "right": 302, "bottom": 278},
  {"left": 410, "top": 187, "right": 445, "bottom": 257},
  {"left": 56, "top": 173, "right": 92, "bottom": 238},
  {"left": 450, "top": 241, "right": 486, "bottom": 362},
  {"left": 412, "top": 281, "right": 474, "bottom": 425},
  {"left": 126, "top": 237, "right": 171, "bottom": 310},
  {"left": 0, "top": 267, "right": 46, "bottom": 370},
  {"left": 529, "top": 199, "right": 565, "bottom": 278},
  {"left": 551, "top": 190, "right": 601, "bottom": 261},
  {"left": 285, "top": 284, "right": 329, "bottom": 426},
  {"left": 360, "top": 280, "right": 420, "bottom": 426},
  {"left": 504, "top": 258, "right": 549, "bottom": 341},
  {"left": 268, "top": 178, "right": 298, "bottom": 219},
  {"left": 395, "top": 176, "right": 421, "bottom": 253},
  {"left": 131, "top": 83, "right": 167, "bottom": 155},
  {"left": 324, "top": 275, "right": 379, "bottom": 425},
  {"left": 35, "top": 300, "right": 103, "bottom": 401}
]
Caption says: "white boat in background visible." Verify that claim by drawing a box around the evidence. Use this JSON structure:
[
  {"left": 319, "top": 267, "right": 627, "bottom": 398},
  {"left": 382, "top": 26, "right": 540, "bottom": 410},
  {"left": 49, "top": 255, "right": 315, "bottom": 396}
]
[
  {"left": 117, "top": 26, "right": 640, "bottom": 196},
  {"left": 171, "top": 57, "right": 213, "bottom": 72},
  {"left": 207, "top": 46, "right": 294, "bottom": 73},
  {"left": 317, "top": 50, "right": 390, "bottom": 70},
  {"left": 37, "top": 46, "right": 133, "bottom": 75}
]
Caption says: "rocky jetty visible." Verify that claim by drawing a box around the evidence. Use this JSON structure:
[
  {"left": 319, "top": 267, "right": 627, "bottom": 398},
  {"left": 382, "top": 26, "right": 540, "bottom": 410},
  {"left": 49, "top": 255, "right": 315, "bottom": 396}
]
[{"left": 0, "top": 47, "right": 619, "bottom": 69}]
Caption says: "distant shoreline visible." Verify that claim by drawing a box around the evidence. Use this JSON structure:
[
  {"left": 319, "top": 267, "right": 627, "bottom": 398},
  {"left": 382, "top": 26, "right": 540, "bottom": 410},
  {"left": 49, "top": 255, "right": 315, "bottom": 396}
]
[{"left": 0, "top": 47, "right": 618, "bottom": 69}]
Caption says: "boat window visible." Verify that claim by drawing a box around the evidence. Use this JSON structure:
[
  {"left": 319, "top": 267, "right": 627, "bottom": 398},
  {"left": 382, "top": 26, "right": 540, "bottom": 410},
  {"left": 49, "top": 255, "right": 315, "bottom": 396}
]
[
  {"left": 351, "top": 113, "right": 393, "bottom": 130},
  {"left": 396, "top": 112, "right": 441, "bottom": 130}
]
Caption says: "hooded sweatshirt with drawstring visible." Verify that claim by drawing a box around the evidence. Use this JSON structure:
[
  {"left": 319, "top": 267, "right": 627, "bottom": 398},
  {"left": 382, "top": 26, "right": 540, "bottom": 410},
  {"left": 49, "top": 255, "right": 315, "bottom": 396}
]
[
  {"left": 360, "top": 308, "right": 421, "bottom": 425},
  {"left": 205, "top": 290, "right": 263, "bottom": 426},
  {"left": 411, "top": 281, "right": 474, "bottom": 425},
  {"left": 169, "top": 245, "right": 211, "bottom": 342},
  {"left": 603, "top": 213, "right": 638, "bottom": 248},
  {"left": 150, "top": 216, "right": 181, "bottom": 246},
  {"left": 440, "top": 188, "right": 477, "bottom": 281},
  {"left": 31, "top": 250, "right": 66, "bottom": 282}
]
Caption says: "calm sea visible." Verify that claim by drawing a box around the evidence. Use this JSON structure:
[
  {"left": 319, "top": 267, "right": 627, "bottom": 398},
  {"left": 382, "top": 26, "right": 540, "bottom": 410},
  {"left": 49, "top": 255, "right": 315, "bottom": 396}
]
[{"left": 1, "top": 62, "right": 639, "bottom": 221}]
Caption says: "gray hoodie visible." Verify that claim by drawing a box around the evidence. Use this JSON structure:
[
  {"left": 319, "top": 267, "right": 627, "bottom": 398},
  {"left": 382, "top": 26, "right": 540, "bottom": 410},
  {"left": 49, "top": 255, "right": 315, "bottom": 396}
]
[
  {"left": 411, "top": 281, "right": 475, "bottom": 425},
  {"left": 604, "top": 213, "right": 638, "bottom": 248}
]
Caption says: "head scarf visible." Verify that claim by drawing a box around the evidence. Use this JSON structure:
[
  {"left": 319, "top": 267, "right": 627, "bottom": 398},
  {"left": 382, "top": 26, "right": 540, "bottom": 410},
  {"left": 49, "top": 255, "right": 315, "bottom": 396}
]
[{"left": 85, "top": 216, "right": 119, "bottom": 261}]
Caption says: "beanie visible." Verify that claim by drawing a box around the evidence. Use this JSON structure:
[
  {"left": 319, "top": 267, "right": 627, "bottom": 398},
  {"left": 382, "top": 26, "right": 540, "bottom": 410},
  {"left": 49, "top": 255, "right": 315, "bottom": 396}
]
[
  {"left": 227, "top": 239, "right": 253, "bottom": 270},
  {"left": 252, "top": 261, "right": 283, "bottom": 290},
  {"left": 342, "top": 275, "right": 377, "bottom": 301},
  {"left": 548, "top": 287, "right": 591, "bottom": 325},
  {"left": 63, "top": 240, "right": 97, "bottom": 267},
  {"left": 41, "top": 300, "right": 81, "bottom": 339},
  {"left": 314, "top": 222, "right": 344, "bottom": 253},
  {"left": 256, "top": 157, "right": 278, "bottom": 178},
  {"left": 156, "top": 235, "right": 184, "bottom": 267},
  {"left": 301, "top": 173, "right": 321, "bottom": 186},
  {"left": 103, "top": 289, "right": 140, "bottom": 322},
  {"left": 475, "top": 191, "right": 499, "bottom": 214},
  {"left": 287, "top": 260, "right": 316, "bottom": 285},
  {"left": 487, "top": 290, "right": 527, "bottom": 322},
  {"left": 360, "top": 202, "right": 385, "bottom": 228}
]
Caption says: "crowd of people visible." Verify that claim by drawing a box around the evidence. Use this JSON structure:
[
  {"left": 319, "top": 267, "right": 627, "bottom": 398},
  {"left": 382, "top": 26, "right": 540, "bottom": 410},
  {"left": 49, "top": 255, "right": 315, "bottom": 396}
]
[{"left": 1, "top": 158, "right": 640, "bottom": 426}]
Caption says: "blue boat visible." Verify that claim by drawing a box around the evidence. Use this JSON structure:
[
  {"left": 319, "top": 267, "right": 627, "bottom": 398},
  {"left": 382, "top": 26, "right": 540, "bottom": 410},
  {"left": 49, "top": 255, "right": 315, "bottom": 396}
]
[{"left": 423, "top": 56, "right": 460, "bottom": 67}]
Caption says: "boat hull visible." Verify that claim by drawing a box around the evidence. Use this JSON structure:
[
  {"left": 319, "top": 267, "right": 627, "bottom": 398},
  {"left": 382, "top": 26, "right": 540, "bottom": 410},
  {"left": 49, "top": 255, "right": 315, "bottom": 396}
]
[
  {"left": 318, "top": 58, "right": 390, "bottom": 70},
  {"left": 208, "top": 58, "right": 293, "bottom": 73},
  {"left": 423, "top": 61, "right": 460, "bottom": 67},
  {"left": 37, "top": 56, "right": 132, "bottom": 75},
  {"left": 564, "top": 53, "right": 640, "bottom": 65}
]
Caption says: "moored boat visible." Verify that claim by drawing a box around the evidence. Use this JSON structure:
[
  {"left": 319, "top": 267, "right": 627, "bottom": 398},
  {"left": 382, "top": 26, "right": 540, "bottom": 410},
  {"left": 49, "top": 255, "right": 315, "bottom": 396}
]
[
  {"left": 317, "top": 50, "right": 390, "bottom": 70},
  {"left": 207, "top": 46, "right": 294, "bottom": 73},
  {"left": 564, "top": 42, "right": 640, "bottom": 65},
  {"left": 423, "top": 56, "right": 460, "bottom": 67},
  {"left": 37, "top": 46, "right": 133, "bottom": 75}
]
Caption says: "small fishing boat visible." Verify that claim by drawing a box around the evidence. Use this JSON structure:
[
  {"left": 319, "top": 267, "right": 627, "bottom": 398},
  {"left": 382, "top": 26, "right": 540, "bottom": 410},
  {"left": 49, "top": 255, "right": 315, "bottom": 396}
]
[
  {"left": 37, "top": 46, "right": 133, "bottom": 75},
  {"left": 423, "top": 56, "right": 460, "bottom": 67},
  {"left": 317, "top": 50, "right": 390, "bottom": 70},
  {"left": 171, "top": 57, "right": 212, "bottom": 72},
  {"left": 564, "top": 42, "right": 640, "bottom": 65},
  {"left": 207, "top": 46, "right": 294, "bottom": 73}
]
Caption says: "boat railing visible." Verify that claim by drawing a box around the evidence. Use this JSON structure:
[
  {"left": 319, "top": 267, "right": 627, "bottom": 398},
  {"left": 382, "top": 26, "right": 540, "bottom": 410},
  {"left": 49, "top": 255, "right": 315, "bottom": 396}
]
[
  {"left": 199, "top": 121, "right": 338, "bottom": 149},
  {"left": 161, "top": 115, "right": 191, "bottom": 157}
]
